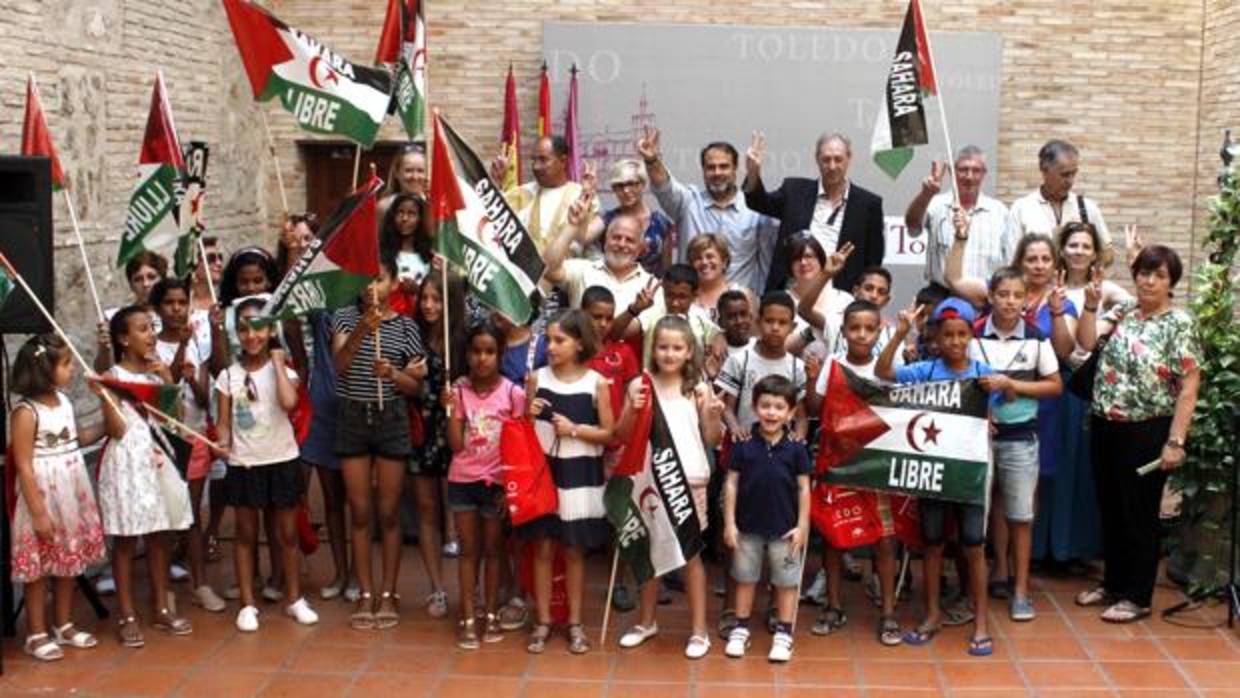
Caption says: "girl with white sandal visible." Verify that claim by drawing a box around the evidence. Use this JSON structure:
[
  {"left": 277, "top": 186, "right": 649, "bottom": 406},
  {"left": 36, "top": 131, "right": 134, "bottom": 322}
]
[
  {"left": 9, "top": 335, "right": 108, "bottom": 661},
  {"left": 614, "top": 317, "right": 724, "bottom": 659}
]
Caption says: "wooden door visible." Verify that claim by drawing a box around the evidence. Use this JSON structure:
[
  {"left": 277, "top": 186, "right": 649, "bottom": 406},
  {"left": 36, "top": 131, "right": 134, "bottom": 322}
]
[{"left": 299, "top": 141, "right": 403, "bottom": 223}]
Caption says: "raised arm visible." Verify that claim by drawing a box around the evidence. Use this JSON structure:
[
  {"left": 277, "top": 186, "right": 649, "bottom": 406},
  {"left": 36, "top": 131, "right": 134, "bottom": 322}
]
[
  {"left": 905, "top": 162, "right": 945, "bottom": 230},
  {"left": 741, "top": 131, "right": 784, "bottom": 216},
  {"left": 877, "top": 303, "right": 923, "bottom": 382},
  {"left": 796, "top": 242, "right": 855, "bottom": 331},
  {"left": 636, "top": 126, "right": 669, "bottom": 189},
  {"left": 943, "top": 207, "right": 989, "bottom": 306},
  {"left": 541, "top": 186, "right": 594, "bottom": 285}
]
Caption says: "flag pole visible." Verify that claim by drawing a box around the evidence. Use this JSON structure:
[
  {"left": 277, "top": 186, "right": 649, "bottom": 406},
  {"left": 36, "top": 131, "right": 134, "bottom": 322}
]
[
  {"left": 0, "top": 250, "right": 126, "bottom": 426},
  {"left": 372, "top": 286, "right": 384, "bottom": 411},
  {"left": 260, "top": 110, "right": 291, "bottom": 217},
  {"left": 917, "top": 0, "right": 960, "bottom": 204},
  {"left": 351, "top": 145, "right": 363, "bottom": 191},
  {"left": 122, "top": 397, "right": 222, "bottom": 452},
  {"left": 61, "top": 190, "right": 104, "bottom": 322},
  {"left": 600, "top": 547, "right": 620, "bottom": 647},
  {"left": 196, "top": 236, "right": 218, "bottom": 304}
]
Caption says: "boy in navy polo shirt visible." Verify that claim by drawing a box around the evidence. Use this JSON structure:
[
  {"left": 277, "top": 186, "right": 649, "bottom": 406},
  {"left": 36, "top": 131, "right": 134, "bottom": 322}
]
[
  {"left": 722, "top": 375, "right": 811, "bottom": 663},
  {"left": 877, "top": 297, "right": 995, "bottom": 657}
]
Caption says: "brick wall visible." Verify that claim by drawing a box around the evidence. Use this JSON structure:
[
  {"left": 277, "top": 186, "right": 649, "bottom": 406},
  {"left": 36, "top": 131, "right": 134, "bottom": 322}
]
[{"left": 0, "top": 0, "right": 1228, "bottom": 404}]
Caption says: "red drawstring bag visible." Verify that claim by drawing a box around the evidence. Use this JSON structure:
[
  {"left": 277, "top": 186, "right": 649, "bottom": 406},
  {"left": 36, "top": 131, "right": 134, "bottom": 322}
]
[
  {"left": 408, "top": 402, "right": 426, "bottom": 448},
  {"left": 810, "top": 484, "right": 883, "bottom": 550},
  {"left": 295, "top": 499, "right": 320, "bottom": 554},
  {"left": 498, "top": 417, "right": 557, "bottom": 526},
  {"left": 289, "top": 379, "right": 313, "bottom": 445},
  {"left": 890, "top": 494, "right": 926, "bottom": 549}
]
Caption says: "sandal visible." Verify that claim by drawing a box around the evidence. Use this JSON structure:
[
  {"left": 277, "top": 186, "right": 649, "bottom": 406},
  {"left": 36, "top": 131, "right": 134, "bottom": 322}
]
[
  {"left": 152, "top": 608, "right": 193, "bottom": 636},
  {"left": 375, "top": 592, "right": 401, "bottom": 630},
  {"left": 967, "top": 635, "right": 994, "bottom": 657},
  {"left": 987, "top": 577, "right": 1012, "bottom": 600},
  {"left": 482, "top": 612, "right": 504, "bottom": 643},
  {"left": 877, "top": 615, "right": 903, "bottom": 646},
  {"left": 526, "top": 622, "right": 551, "bottom": 654},
  {"left": 811, "top": 606, "right": 848, "bottom": 636},
  {"left": 902, "top": 623, "right": 940, "bottom": 646},
  {"left": 350, "top": 592, "right": 375, "bottom": 630},
  {"left": 24, "top": 633, "right": 64, "bottom": 662},
  {"left": 117, "top": 615, "right": 145, "bottom": 648},
  {"left": 942, "top": 597, "right": 976, "bottom": 627},
  {"left": 53, "top": 622, "right": 98, "bottom": 649},
  {"left": 1100, "top": 600, "right": 1151, "bottom": 624},
  {"left": 457, "top": 617, "right": 480, "bottom": 650},
  {"left": 567, "top": 623, "right": 590, "bottom": 655},
  {"left": 1075, "top": 586, "right": 1114, "bottom": 607}
]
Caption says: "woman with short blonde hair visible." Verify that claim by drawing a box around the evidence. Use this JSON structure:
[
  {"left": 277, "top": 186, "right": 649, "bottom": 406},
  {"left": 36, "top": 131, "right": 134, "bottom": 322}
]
[{"left": 585, "top": 158, "right": 676, "bottom": 276}]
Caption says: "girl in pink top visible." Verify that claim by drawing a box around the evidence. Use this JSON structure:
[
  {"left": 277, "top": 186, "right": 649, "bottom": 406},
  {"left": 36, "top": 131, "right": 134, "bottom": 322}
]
[{"left": 445, "top": 323, "right": 525, "bottom": 650}]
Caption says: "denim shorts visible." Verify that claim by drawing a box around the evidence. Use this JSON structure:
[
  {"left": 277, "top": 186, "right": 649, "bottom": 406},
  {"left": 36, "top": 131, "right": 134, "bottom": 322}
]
[
  {"left": 920, "top": 499, "right": 986, "bottom": 548},
  {"left": 447, "top": 481, "right": 505, "bottom": 519},
  {"left": 731, "top": 532, "right": 803, "bottom": 587},
  {"left": 334, "top": 398, "right": 411, "bottom": 460},
  {"left": 994, "top": 437, "right": 1039, "bottom": 523}
]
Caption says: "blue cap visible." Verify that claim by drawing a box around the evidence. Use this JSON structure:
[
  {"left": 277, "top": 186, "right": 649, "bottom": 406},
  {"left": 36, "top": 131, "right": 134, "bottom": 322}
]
[{"left": 931, "top": 297, "right": 977, "bottom": 325}]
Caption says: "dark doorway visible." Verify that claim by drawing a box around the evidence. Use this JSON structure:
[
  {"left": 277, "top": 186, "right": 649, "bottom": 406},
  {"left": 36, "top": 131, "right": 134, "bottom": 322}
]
[{"left": 298, "top": 141, "right": 407, "bottom": 223}]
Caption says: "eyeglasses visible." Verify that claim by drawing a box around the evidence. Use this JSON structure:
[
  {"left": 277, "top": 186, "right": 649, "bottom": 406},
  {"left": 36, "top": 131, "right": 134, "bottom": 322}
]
[
  {"left": 206, "top": 253, "right": 224, "bottom": 264},
  {"left": 612, "top": 180, "right": 642, "bottom": 190}
]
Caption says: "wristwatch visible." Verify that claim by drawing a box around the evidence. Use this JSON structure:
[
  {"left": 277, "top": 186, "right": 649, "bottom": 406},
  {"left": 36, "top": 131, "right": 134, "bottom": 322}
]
[{"left": 1166, "top": 438, "right": 1185, "bottom": 450}]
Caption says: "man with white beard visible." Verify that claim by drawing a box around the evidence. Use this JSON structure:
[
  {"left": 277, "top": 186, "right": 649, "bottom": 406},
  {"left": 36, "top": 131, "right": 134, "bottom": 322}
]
[{"left": 543, "top": 204, "right": 655, "bottom": 311}]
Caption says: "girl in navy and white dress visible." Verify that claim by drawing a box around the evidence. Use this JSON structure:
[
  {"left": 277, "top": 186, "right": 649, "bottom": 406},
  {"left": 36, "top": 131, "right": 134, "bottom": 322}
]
[{"left": 520, "top": 310, "right": 615, "bottom": 655}]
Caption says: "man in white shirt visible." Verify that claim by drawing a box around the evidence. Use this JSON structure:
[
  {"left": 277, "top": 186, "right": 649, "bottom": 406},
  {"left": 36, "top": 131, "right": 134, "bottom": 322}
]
[
  {"left": 543, "top": 205, "right": 655, "bottom": 312},
  {"left": 1007, "top": 139, "right": 1111, "bottom": 252},
  {"left": 906, "top": 146, "right": 1012, "bottom": 286}
]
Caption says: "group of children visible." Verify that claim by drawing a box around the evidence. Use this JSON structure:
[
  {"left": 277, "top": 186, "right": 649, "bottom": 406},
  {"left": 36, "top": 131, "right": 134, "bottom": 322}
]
[{"left": 9, "top": 202, "right": 1081, "bottom": 665}]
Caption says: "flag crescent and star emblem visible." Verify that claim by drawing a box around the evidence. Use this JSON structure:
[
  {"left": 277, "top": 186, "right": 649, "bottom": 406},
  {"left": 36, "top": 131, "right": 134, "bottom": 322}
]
[
  {"left": 308, "top": 56, "right": 339, "bottom": 89},
  {"left": 905, "top": 411, "right": 942, "bottom": 453}
]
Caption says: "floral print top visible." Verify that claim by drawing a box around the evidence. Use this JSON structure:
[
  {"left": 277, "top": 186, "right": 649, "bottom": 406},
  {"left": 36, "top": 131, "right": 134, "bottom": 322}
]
[{"left": 1092, "top": 300, "right": 1201, "bottom": 422}]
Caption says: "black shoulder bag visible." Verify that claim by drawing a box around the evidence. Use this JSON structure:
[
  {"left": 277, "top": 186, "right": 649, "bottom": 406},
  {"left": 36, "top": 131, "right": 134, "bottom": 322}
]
[{"left": 1067, "top": 310, "right": 1124, "bottom": 401}]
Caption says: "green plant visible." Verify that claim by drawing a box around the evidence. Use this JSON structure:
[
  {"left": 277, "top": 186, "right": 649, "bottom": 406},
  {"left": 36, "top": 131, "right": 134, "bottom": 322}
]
[{"left": 1174, "top": 156, "right": 1240, "bottom": 592}]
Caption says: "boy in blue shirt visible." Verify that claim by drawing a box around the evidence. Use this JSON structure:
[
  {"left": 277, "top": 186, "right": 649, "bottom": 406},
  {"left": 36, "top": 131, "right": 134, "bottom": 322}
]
[
  {"left": 877, "top": 297, "right": 995, "bottom": 656},
  {"left": 722, "top": 375, "right": 811, "bottom": 663}
]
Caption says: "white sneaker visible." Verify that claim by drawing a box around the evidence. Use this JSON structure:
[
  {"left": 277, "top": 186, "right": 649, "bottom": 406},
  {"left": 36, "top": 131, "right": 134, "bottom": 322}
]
[
  {"left": 193, "top": 585, "right": 227, "bottom": 613},
  {"left": 236, "top": 606, "right": 259, "bottom": 633},
  {"left": 169, "top": 563, "right": 190, "bottom": 582},
  {"left": 684, "top": 634, "right": 711, "bottom": 659},
  {"left": 802, "top": 569, "right": 826, "bottom": 603},
  {"left": 284, "top": 597, "right": 319, "bottom": 626},
  {"left": 768, "top": 631, "right": 794, "bottom": 663},
  {"left": 343, "top": 583, "right": 361, "bottom": 603},
  {"left": 319, "top": 580, "right": 344, "bottom": 601},
  {"left": 442, "top": 540, "right": 461, "bottom": 558},
  {"left": 261, "top": 584, "right": 285, "bottom": 603},
  {"left": 618, "top": 623, "right": 658, "bottom": 648},
  {"left": 725, "top": 627, "right": 751, "bottom": 658}
]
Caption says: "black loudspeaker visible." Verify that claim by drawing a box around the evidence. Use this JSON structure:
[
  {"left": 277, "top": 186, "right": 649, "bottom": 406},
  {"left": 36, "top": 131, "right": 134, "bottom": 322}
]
[{"left": 0, "top": 157, "right": 54, "bottom": 335}]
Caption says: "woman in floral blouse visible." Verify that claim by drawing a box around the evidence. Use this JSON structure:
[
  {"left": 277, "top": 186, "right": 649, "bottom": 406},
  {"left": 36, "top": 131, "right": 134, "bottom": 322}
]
[{"left": 1076, "top": 245, "right": 1201, "bottom": 623}]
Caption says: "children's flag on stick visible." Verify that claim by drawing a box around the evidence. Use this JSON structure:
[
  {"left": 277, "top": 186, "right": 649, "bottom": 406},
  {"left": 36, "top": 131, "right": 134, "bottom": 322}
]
[
  {"left": 429, "top": 112, "right": 545, "bottom": 324},
  {"left": 260, "top": 175, "right": 384, "bottom": 323},
  {"left": 222, "top": 0, "right": 393, "bottom": 148},
  {"left": 376, "top": 0, "right": 427, "bottom": 140},
  {"left": 603, "top": 374, "right": 705, "bottom": 587},
  {"left": 500, "top": 65, "right": 521, "bottom": 191},
  {"left": 21, "top": 74, "right": 66, "bottom": 191},
  {"left": 870, "top": 0, "right": 937, "bottom": 179},
  {"left": 117, "top": 72, "right": 185, "bottom": 269}
]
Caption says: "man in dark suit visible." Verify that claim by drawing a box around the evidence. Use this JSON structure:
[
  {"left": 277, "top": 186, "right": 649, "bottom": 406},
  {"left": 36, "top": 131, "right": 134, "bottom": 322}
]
[{"left": 743, "top": 132, "right": 885, "bottom": 293}]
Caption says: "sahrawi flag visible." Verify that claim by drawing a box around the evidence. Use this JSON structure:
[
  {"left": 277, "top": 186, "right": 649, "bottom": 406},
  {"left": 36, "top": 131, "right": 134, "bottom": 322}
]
[
  {"left": 117, "top": 72, "right": 185, "bottom": 269},
  {"left": 21, "top": 74, "right": 67, "bottom": 192},
  {"left": 430, "top": 113, "right": 545, "bottom": 324},
  {"left": 375, "top": 0, "right": 427, "bottom": 140},
  {"left": 604, "top": 374, "right": 704, "bottom": 587},
  {"left": 260, "top": 176, "right": 382, "bottom": 323},
  {"left": 222, "top": 0, "right": 393, "bottom": 147},
  {"left": 817, "top": 362, "right": 991, "bottom": 506},
  {"left": 870, "top": 0, "right": 938, "bottom": 179}
]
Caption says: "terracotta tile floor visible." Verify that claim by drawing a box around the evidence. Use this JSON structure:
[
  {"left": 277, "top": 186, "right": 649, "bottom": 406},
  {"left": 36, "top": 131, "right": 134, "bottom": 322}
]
[{"left": 0, "top": 544, "right": 1236, "bottom": 697}]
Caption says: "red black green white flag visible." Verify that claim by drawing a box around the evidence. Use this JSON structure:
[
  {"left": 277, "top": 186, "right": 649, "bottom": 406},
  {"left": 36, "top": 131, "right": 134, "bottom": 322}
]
[
  {"left": 429, "top": 113, "right": 545, "bottom": 324},
  {"left": 21, "top": 74, "right": 67, "bottom": 192},
  {"left": 870, "top": 0, "right": 938, "bottom": 179},
  {"left": 222, "top": 0, "right": 393, "bottom": 147},
  {"left": 500, "top": 65, "right": 521, "bottom": 192},
  {"left": 260, "top": 176, "right": 383, "bottom": 323},
  {"left": 375, "top": 0, "right": 427, "bottom": 140},
  {"left": 817, "top": 362, "right": 991, "bottom": 506},
  {"left": 604, "top": 374, "right": 705, "bottom": 587},
  {"left": 117, "top": 72, "right": 185, "bottom": 269}
]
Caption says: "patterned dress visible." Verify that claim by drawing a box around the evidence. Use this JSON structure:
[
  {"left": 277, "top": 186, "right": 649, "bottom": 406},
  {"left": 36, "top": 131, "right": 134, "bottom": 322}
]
[
  {"left": 410, "top": 346, "right": 450, "bottom": 477},
  {"left": 96, "top": 366, "right": 193, "bottom": 537},
  {"left": 10, "top": 393, "right": 106, "bottom": 581}
]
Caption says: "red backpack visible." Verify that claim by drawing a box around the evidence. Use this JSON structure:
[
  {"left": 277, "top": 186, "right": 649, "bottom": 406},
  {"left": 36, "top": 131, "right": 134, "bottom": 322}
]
[{"left": 810, "top": 484, "right": 884, "bottom": 550}]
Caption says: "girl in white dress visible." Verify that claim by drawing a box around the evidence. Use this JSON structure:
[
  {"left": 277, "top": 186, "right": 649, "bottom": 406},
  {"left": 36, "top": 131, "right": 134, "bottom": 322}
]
[
  {"left": 97, "top": 306, "right": 194, "bottom": 648},
  {"left": 9, "top": 334, "right": 107, "bottom": 661},
  {"left": 615, "top": 315, "right": 725, "bottom": 659}
]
